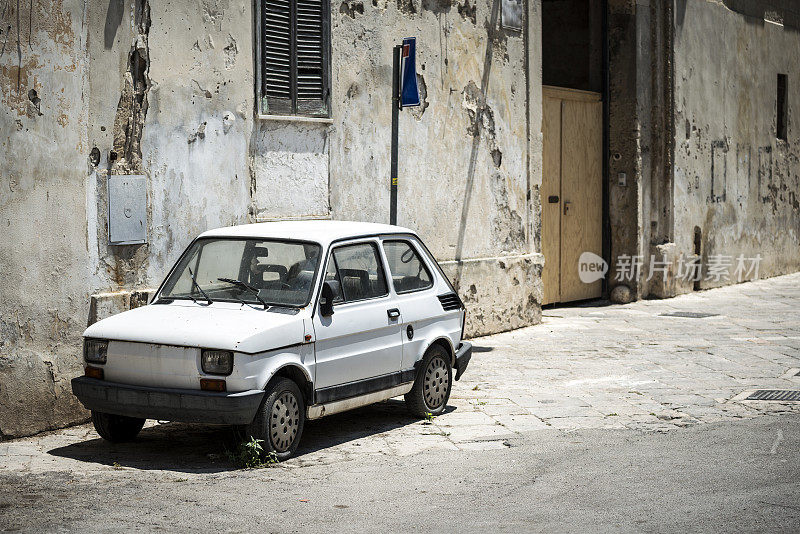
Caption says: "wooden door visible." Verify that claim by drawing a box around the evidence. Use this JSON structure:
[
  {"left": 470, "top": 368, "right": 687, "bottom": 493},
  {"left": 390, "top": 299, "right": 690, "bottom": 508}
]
[
  {"left": 541, "top": 86, "right": 603, "bottom": 304},
  {"left": 541, "top": 93, "right": 562, "bottom": 305}
]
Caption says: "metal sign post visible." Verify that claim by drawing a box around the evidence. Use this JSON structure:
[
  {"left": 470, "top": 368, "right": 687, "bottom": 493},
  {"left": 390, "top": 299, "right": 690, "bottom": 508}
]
[
  {"left": 390, "top": 37, "right": 420, "bottom": 226},
  {"left": 390, "top": 45, "right": 400, "bottom": 226}
]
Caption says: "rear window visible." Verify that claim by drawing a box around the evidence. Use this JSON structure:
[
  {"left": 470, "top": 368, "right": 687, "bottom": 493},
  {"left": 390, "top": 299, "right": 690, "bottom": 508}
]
[{"left": 382, "top": 240, "right": 433, "bottom": 294}]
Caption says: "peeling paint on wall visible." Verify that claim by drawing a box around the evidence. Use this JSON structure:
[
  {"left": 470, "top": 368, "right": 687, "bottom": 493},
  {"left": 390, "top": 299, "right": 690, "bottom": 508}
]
[
  {"left": 340, "top": 0, "right": 365, "bottom": 18},
  {"left": 110, "top": 0, "right": 150, "bottom": 175}
]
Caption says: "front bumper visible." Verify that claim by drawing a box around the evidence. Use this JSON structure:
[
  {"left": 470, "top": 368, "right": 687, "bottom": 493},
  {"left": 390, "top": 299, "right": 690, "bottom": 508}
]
[
  {"left": 454, "top": 341, "right": 473, "bottom": 381},
  {"left": 71, "top": 377, "right": 264, "bottom": 425}
]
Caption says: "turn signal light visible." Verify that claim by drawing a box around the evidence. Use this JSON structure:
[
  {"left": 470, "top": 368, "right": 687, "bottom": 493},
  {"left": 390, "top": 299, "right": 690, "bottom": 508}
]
[
  {"left": 85, "top": 366, "right": 104, "bottom": 380},
  {"left": 200, "top": 378, "right": 226, "bottom": 392}
]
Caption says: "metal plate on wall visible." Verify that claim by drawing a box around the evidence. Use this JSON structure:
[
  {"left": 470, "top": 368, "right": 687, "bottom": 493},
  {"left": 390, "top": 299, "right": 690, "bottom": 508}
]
[{"left": 108, "top": 175, "right": 147, "bottom": 245}]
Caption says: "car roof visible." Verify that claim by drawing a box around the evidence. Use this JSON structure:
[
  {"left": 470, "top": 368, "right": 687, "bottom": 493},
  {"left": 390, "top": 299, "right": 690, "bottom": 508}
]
[{"left": 198, "top": 220, "right": 416, "bottom": 246}]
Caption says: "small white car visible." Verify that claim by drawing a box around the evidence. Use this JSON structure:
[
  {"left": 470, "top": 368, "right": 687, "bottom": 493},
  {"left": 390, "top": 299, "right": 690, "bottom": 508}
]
[{"left": 72, "top": 221, "right": 471, "bottom": 459}]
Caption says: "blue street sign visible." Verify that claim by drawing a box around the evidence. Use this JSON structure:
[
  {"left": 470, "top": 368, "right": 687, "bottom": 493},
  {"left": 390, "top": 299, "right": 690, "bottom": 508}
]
[{"left": 400, "top": 37, "right": 420, "bottom": 108}]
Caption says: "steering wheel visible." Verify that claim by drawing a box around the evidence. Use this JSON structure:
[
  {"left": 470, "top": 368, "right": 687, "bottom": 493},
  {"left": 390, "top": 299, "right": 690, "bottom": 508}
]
[{"left": 400, "top": 248, "right": 415, "bottom": 264}]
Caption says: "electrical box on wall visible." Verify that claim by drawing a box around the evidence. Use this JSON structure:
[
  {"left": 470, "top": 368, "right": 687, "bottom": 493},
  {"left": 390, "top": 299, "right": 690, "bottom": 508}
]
[{"left": 108, "top": 175, "right": 147, "bottom": 245}]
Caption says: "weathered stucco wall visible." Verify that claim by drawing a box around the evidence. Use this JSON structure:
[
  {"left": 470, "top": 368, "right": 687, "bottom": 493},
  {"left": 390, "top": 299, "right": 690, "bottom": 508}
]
[
  {"left": 0, "top": 0, "right": 90, "bottom": 438},
  {"left": 328, "top": 0, "right": 542, "bottom": 336},
  {"left": 0, "top": 0, "right": 543, "bottom": 438},
  {"left": 606, "top": 0, "right": 643, "bottom": 299},
  {"left": 673, "top": 0, "right": 800, "bottom": 290}
]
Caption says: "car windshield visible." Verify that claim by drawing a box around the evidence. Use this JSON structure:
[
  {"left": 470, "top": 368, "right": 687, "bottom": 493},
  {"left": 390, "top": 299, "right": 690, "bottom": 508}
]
[{"left": 160, "top": 238, "right": 321, "bottom": 308}]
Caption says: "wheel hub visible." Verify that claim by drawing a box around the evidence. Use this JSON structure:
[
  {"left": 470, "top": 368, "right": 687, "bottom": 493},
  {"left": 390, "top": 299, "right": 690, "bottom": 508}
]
[
  {"left": 423, "top": 356, "right": 450, "bottom": 409},
  {"left": 270, "top": 391, "right": 300, "bottom": 452}
]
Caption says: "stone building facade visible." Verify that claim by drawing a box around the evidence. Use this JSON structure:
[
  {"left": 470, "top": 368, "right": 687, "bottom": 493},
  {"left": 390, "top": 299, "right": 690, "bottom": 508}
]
[{"left": 0, "top": 0, "right": 798, "bottom": 438}]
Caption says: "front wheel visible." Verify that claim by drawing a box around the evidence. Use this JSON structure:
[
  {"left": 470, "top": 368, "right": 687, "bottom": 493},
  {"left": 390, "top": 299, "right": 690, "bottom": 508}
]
[
  {"left": 91, "top": 411, "right": 145, "bottom": 442},
  {"left": 405, "top": 344, "right": 453, "bottom": 417},
  {"left": 247, "top": 378, "right": 305, "bottom": 461}
]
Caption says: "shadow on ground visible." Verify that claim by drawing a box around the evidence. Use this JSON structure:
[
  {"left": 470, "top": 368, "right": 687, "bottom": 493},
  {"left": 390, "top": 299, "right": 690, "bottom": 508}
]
[{"left": 46, "top": 399, "right": 454, "bottom": 473}]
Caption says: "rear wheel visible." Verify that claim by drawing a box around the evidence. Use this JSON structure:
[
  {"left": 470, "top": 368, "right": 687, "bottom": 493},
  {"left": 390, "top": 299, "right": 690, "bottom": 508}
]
[
  {"left": 91, "top": 411, "right": 145, "bottom": 442},
  {"left": 405, "top": 344, "right": 453, "bottom": 417},
  {"left": 247, "top": 378, "right": 305, "bottom": 461}
]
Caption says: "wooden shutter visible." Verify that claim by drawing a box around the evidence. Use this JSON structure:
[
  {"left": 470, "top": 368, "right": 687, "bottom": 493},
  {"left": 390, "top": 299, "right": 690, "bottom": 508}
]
[
  {"left": 262, "top": 0, "right": 329, "bottom": 117},
  {"left": 262, "top": 0, "right": 293, "bottom": 114}
]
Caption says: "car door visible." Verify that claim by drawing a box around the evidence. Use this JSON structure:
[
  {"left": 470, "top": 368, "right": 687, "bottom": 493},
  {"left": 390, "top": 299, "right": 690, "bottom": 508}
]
[
  {"left": 311, "top": 240, "right": 403, "bottom": 392},
  {"left": 381, "top": 238, "right": 445, "bottom": 370}
]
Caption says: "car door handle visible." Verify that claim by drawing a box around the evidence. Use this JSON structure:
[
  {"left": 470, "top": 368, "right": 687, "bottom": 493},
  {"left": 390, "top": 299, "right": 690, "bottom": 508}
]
[{"left": 387, "top": 308, "right": 400, "bottom": 319}]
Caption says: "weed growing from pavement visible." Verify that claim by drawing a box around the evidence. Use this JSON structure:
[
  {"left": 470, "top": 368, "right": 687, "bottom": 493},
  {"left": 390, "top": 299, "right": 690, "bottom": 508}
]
[
  {"left": 422, "top": 412, "right": 435, "bottom": 425},
  {"left": 226, "top": 437, "right": 278, "bottom": 468}
]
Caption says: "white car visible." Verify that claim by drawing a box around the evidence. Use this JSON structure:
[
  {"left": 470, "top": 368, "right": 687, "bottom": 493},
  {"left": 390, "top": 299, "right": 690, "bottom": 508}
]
[{"left": 72, "top": 221, "right": 472, "bottom": 459}]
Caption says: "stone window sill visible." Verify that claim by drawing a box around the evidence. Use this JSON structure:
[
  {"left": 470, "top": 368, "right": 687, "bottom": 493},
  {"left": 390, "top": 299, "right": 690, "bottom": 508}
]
[{"left": 257, "top": 114, "right": 334, "bottom": 125}]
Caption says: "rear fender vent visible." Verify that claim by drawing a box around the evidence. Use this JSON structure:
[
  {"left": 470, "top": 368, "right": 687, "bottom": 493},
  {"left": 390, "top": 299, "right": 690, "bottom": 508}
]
[{"left": 437, "top": 293, "right": 463, "bottom": 311}]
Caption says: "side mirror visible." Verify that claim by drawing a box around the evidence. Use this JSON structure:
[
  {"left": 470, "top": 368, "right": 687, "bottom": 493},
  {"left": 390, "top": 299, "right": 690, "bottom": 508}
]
[{"left": 320, "top": 280, "right": 340, "bottom": 317}]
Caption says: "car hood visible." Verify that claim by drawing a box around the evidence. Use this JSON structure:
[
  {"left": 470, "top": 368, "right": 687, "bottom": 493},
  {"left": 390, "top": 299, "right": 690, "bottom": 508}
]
[{"left": 83, "top": 302, "right": 307, "bottom": 354}]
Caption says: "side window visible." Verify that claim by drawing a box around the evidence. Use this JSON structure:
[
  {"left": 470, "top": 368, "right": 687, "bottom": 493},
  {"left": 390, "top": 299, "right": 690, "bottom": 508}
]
[
  {"left": 330, "top": 243, "right": 388, "bottom": 302},
  {"left": 383, "top": 240, "right": 433, "bottom": 294}
]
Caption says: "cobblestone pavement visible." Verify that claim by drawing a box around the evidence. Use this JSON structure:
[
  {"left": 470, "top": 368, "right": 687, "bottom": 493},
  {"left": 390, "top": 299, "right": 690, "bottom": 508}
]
[{"left": 1, "top": 273, "right": 799, "bottom": 473}]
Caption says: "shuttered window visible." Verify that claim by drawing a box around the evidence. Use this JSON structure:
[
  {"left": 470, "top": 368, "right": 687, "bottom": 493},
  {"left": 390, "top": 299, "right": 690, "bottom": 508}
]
[{"left": 260, "top": 0, "right": 330, "bottom": 117}]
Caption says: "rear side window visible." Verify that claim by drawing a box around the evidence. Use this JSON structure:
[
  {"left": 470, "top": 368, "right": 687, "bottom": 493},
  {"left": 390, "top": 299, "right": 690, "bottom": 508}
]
[
  {"left": 383, "top": 240, "right": 433, "bottom": 294},
  {"left": 330, "top": 242, "right": 388, "bottom": 302}
]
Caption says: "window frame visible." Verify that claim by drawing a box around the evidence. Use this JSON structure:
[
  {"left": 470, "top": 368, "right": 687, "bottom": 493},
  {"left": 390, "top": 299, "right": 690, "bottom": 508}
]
[
  {"left": 255, "top": 0, "right": 333, "bottom": 121},
  {"left": 382, "top": 239, "right": 435, "bottom": 295},
  {"left": 323, "top": 240, "right": 390, "bottom": 305}
]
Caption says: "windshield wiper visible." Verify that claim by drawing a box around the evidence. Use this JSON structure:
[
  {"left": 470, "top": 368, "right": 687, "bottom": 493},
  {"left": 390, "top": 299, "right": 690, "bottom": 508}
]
[
  {"left": 187, "top": 267, "right": 213, "bottom": 304},
  {"left": 217, "top": 278, "right": 269, "bottom": 308}
]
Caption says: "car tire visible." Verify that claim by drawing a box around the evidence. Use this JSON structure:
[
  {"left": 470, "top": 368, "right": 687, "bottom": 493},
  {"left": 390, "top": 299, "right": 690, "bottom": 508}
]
[
  {"left": 91, "top": 410, "right": 145, "bottom": 443},
  {"left": 405, "top": 344, "right": 453, "bottom": 417},
  {"left": 247, "top": 378, "right": 305, "bottom": 461}
]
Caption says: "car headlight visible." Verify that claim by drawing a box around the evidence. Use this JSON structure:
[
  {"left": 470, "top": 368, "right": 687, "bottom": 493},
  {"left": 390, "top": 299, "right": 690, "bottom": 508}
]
[
  {"left": 84, "top": 339, "right": 108, "bottom": 364},
  {"left": 201, "top": 350, "right": 233, "bottom": 375}
]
